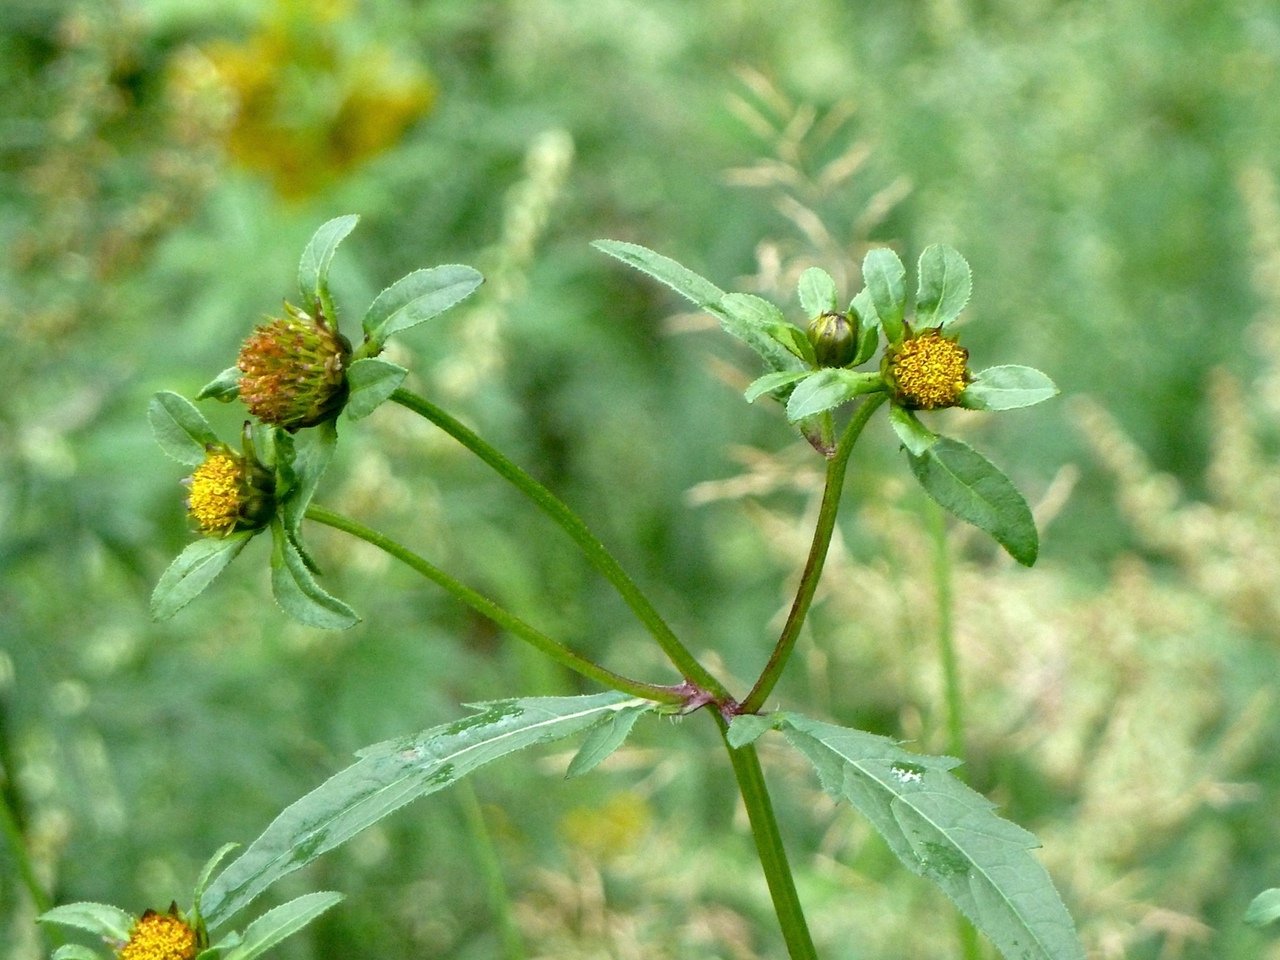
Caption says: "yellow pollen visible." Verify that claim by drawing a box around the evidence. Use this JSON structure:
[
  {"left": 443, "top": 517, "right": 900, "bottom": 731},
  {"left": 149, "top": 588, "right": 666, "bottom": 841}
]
[
  {"left": 188, "top": 453, "right": 243, "bottom": 535},
  {"left": 118, "top": 912, "right": 197, "bottom": 960},
  {"left": 891, "top": 330, "right": 970, "bottom": 409}
]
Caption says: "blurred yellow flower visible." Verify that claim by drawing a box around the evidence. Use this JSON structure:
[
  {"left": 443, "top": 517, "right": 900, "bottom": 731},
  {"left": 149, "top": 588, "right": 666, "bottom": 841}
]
[{"left": 117, "top": 909, "right": 197, "bottom": 960}]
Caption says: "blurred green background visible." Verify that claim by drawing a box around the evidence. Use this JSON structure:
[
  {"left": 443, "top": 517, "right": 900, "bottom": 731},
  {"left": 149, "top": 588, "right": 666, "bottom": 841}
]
[{"left": 4, "top": 0, "right": 1280, "bottom": 957}]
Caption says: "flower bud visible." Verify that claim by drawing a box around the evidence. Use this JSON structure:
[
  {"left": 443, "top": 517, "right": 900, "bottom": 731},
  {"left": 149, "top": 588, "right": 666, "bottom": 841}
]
[
  {"left": 807, "top": 311, "right": 858, "bottom": 368},
  {"left": 184, "top": 429, "right": 276, "bottom": 536},
  {"left": 882, "top": 327, "right": 970, "bottom": 409},
  {"left": 237, "top": 303, "right": 351, "bottom": 430}
]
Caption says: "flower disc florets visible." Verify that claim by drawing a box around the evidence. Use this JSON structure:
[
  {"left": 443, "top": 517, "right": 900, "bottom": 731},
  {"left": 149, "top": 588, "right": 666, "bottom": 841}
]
[
  {"left": 185, "top": 440, "right": 276, "bottom": 536},
  {"left": 237, "top": 303, "right": 351, "bottom": 431},
  {"left": 883, "top": 327, "right": 970, "bottom": 409},
  {"left": 117, "top": 909, "right": 197, "bottom": 960}
]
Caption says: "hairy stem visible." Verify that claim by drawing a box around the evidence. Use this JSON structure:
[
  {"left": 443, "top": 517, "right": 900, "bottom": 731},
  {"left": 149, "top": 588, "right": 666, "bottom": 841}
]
[
  {"left": 741, "top": 395, "right": 886, "bottom": 713},
  {"left": 389, "top": 388, "right": 731, "bottom": 701},
  {"left": 717, "top": 719, "right": 818, "bottom": 960},
  {"left": 305, "top": 504, "right": 683, "bottom": 705}
]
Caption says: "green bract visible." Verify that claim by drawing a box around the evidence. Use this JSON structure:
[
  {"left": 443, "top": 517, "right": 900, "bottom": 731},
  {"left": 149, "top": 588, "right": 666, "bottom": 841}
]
[{"left": 595, "top": 239, "right": 1058, "bottom": 565}]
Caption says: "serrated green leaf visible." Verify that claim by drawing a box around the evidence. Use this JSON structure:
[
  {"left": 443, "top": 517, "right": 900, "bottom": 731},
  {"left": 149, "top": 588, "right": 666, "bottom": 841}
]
[
  {"left": 269, "top": 521, "right": 359, "bottom": 630},
  {"left": 1246, "top": 889, "right": 1280, "bottom": 928},
  {"left": 593, "top": 240, "right": 725, "bottom": 308},
  {"left": 196, "top": 367, "right": 242, "bottom": 403},
  {"left": 38, "top": 902, "right": 136, "bottom": 942},
  {"left": 798, "top": 267, "right": 838, "bottom": 317},
  {"left": 849, "top": 289, "right": 881, "bottom": 365},
  {"left": 716, "top": 293, "right": 810, "bottom": 373},
  {"left": 193, "top": 843, "right": 240, "bottom": 915},
  {"left": 744, "top": 370, "right": 811, "bottom": 403},
  {"left": 297, "top": 215, "right": 359, "bottom": 317},
  {"left": 961, "top": 366, "right": 1059, "bottom": 411},
  {"left": 150, "top": 391, "right": 220, "bottom": 466},
  {"left": 785, "top": 370, "right": 883, "bottom": 422},
  {"left": 906, "top": 436, "right": 1038, "bottom": 565},
  {"left": 281, "top": 421, "right": 336, "bottom": 538},
  {"left": 781, "top": 713, "right": 1084, "bottom": 960},
  {"left": 888, "top": 405, "right": 938, "bottom": 456},
  {"left": 151, "top": 534, "right": 253, "bottom": 621},
  {"left": 915, "top": 245, "right": 972, "bottom": 329},
  {"left": 726, "top": 713, "right": 782, "bottom": 748},
  {"left": 52, "top": 945, "right": 105, "bottom": 960},
  {"left": 862, "top": 248, "right": 907, "bottom": 342},
  {"left": 565, "top": 703, "right": 652, "bottom": 778},
  {"left": 200, "top": 692, "right": 643, "bottom": 929},
  {"left": 345, "top": 358, "right": 408, "bottom": 420},
  {"left": 361, "top": 265, "right": 484, "bottom": 346},
  {"left": 223, "top": 892, "right": 343, "bottom": 960}
]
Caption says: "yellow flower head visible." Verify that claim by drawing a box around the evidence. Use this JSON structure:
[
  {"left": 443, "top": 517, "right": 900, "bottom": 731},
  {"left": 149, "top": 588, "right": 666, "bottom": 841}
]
[
  {"left": 187, "top": 452, "right": 245, "bottom": 535},
  {"left": 884, "top": 328, "right": 970, "bottom": 410},
  {"left": 184, "top": 436, "right": 276, "bottom": 536},
  {"left": 117, "top": 909, "right": 197, "bottom": 960},
  {"left": 238, "top": 303, "right": 351, "bottom": 431}
]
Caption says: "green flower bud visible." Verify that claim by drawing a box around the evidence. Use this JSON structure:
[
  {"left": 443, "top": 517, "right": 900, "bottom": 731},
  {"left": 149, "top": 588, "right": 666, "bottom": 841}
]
[{"left": 807, "top": 311, "right": 859, "bottom": 368}]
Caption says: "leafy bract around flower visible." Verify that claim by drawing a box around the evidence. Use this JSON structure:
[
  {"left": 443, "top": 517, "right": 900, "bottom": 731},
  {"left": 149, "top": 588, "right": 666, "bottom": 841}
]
[
  {"left": 149, "top": 395, "right": 356, "bottom": 628},
  {"left": 591, "top": 239, "right": 1058, "bottom": 565},
  {"left": 38, "top": 846, "right": 341, "bottom": 960},
  {"left": 150, "top": 217, "right": 483, "bottom": 628}
]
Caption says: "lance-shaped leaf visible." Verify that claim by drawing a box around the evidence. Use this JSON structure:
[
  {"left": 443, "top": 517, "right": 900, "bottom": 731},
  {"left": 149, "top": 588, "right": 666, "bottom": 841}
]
[
  {"left": 151, "top": 533, "right": 253, "bottom": 620},
  {"left": 888, "top": 405, "right": 938, "bottom": 457},
  {"left": 961, "top": 366, "right": 1059, "bottom": 411},
  {"left": 565, "top": 701, "right": 651, "bottom": 778},
  {"left": 269, "top": 520, "right": 359, "bottom": 630},
  {"left": 848, "top": 288, "right": 881, "bottom": 365},
  {"left": 798, "top": 266, "right": 839, "bottom": 316},
  {"left": 906, "top": 437, "right": 1038, "bottom": 566},
  {"left": 150, "top": 391, "right": 220, "bottom": 466},
  {"left": 744, "top": 370, "right": 811, "bottom": 403},
  {"left": 197, "top": 366, "right": 242, "bottom": 403},
  {"left": 52, "top": 945, "right": 101, "bottom": 960},
  {"left": 200, "top": 692, "right": 646, "bottom": 929},
  {"left": 915, "top": 244, "right": 972, "bottom": 329},
  {"left": 1246, "top": 889, "right": 1280, "bottom": 928},
  {"left": 779, "top": 713, "right": 1085, "bottom": 960},
  {"left": 37, "top": 902, "right": 135, "bottom": 942},
  {"left": 361, "top": 265, "right": 484, "bottom": 346},
  {"left": 786, "top": 370, "right": 883, "bottom": 422},
  {"left": 297, "top": 215, "right": 359, "bottom": 317},
  {"left": 862, "top": 248, "right": 907, "bottom": 342},
  {"left": 281, "top": 420, "right": 337, "bottom": 538},
  {"left": 593, "top": 239, "right": 725, "bottom": 309},
  {"left": 346, "top": 357, "right": 408, "bottom": 420},
  {"left": 717, "top": 293, "right": 811, "bottom": 372},
  {"left": 222, "top": 892, "right": 344, "bottom": 960}
]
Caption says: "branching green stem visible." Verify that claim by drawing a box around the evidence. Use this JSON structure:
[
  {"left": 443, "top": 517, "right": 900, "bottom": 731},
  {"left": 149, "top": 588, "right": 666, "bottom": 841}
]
[
  {"left": 716, "top": 719, "right": 818, "bottom": 960},
  {"left": 305, "top": 504, "right": 683, "bottom": 705},
  {"left": 741, "top": 395, "right": 886, "bottom": 713},
  {"left": 0, "top": 786, "right": 52, "bottom": 916},
  {"left": 389, "top": 388, "right": 731, "bottom": 701}
]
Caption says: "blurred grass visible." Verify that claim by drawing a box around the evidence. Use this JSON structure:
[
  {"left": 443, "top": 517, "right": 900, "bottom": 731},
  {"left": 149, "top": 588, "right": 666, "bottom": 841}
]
[{"left": 3, "top": 0, "right": 1280, "bottom": 958}]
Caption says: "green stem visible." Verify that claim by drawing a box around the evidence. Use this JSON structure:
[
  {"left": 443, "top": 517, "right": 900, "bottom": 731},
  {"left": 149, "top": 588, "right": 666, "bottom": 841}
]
[
  {"left": 717, "top": 719, "right": 818, "bottom": 960},
  {"left": 928, "top": 500, "right": 965, "bottom": 762},
  {"left": 0, "top": 784, "right": 51, "bottom": 916},
  {"left": 741, "top": 395, "right": 886, "bottom": 714},
  {"left": 927, "top": 501, "right": 983, "bottom": 960},
  {"left": 389, "top": 388, "right": 730, "bottom": 701},
  {"left": 458, "top": 781, "right": 525, "bottom": 960},
  {"left": 305, "top": 505, "right": 682, "bottom": 705}
]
